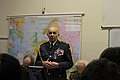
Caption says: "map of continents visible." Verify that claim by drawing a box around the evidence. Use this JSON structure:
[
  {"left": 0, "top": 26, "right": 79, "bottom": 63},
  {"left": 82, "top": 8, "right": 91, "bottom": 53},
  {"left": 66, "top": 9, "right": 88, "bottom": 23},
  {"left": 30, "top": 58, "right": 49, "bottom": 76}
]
[{"left": 8, "top": 16, "right": 81, "bottom": 65}]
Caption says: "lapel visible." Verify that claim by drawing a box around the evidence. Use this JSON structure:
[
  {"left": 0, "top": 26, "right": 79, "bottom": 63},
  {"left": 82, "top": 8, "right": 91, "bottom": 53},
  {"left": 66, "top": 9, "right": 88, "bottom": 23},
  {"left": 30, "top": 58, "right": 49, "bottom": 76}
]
[{"left": 40, "top": 42, "right": 50, "bottom": 56}]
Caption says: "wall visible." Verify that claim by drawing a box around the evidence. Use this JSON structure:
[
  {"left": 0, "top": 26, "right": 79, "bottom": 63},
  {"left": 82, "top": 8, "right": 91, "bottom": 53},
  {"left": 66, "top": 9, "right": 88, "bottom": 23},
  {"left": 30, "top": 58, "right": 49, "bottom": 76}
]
[
  {"left": 0, "top": 0, "right": 108, "bottom": 62},
  {"left": 103, "top": 0, "right": 120, "bottom": 25}
]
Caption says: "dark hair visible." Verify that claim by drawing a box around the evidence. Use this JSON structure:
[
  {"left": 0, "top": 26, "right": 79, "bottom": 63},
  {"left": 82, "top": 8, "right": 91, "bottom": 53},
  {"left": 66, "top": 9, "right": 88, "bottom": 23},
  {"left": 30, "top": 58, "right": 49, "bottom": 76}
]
[
  {"left": 100, "top": 47, "right": 120, "bottom": 68},
  {"left": 81, "top": 58, "right": 120, "bottom": 80},
  {"left": 0, "top": 53, "right": 21, "bottom": 80}
]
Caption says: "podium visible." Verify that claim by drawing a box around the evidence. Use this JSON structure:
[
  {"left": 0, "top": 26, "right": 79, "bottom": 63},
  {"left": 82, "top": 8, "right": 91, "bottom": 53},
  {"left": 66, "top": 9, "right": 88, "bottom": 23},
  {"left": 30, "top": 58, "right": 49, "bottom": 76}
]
[{"left": 28, "top": 66, "right": 48, "bottom": 80}]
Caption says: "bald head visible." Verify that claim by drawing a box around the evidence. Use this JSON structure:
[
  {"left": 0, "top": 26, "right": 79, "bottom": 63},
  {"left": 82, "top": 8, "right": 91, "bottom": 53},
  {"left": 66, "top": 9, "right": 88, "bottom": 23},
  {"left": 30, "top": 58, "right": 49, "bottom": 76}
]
[
  {"left": 47, "top": 27, "right": 59, "bottom": 33},
  {"left": 23, "top": 54, "right": 34, "bottom": 67},
  {"left": 76, "top": 60, "right": 88, "bottom": 73},
  {"left": 47, "top": 27, "right": 60, "bottom": 42},
  {"left": 23, "top": 57, "right": 32, "bottom": 67}
]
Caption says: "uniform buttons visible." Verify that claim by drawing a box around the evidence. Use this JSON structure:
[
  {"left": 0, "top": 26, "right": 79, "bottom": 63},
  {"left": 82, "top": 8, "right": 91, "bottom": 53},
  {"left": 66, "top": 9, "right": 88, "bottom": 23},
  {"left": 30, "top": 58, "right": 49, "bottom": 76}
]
[
  {"left": 49, "top": 55, "right": 51, "bottom": 58},
  {"left": 48, "top": 73, "right": 50, "bottom": 75},
  {"left": 59, "top": 75, "right": 61, "bottom": 77}
]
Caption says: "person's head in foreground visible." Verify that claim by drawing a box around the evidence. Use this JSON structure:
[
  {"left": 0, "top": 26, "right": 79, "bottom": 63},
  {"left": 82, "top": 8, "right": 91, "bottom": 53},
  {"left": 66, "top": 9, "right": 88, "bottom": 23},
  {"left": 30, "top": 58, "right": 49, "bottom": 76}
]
[
  {"left": 81, "top": 58, "right": 120, "bottom": 80},
  {"left": 100, "top": 47, "right": 120, "bottom": 70},
  {"left": 0, "top": 53, "right": 21, "bottom": 80}
]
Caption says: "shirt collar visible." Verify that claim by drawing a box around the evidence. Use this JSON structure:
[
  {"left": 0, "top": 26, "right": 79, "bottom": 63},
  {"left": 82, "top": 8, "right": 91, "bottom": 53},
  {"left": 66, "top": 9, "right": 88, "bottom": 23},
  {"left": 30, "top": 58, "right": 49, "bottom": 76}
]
[{"left": 49, "top": 40, "right": 57, "bottom": 46}]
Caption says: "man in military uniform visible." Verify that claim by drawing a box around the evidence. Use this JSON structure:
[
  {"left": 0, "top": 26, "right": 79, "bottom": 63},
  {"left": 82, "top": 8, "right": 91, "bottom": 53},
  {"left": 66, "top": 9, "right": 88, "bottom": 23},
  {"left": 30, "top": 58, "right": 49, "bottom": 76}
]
[{"left": 35, "top": 26, "right": 73, "bottom": 80}]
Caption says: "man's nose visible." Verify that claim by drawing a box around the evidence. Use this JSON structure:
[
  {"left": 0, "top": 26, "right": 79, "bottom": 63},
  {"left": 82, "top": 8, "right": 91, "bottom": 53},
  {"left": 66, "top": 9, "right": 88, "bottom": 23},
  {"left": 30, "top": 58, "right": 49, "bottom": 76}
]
[{"left": 51, "top": 33, "right": 54, "bottom": 35}]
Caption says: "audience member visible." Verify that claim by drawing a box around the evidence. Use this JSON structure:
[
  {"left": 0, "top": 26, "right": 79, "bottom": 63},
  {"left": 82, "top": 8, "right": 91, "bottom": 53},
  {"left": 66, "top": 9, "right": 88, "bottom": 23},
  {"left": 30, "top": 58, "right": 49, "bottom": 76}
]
[
  {"left": 69, "top": 60, "right": 88, "bottom": 80},
  {"left": 0, "top": 53, "right": 21, "bottom": 80},
  {"left": 21, "top": 53, "right": 35, "bottom": 80},
  {"left": 99, "top": 47, "right": 120, "bottom": 70},
  {"left": 21, "top": 53, "right": 34, "bottom": 68},
  {"left": 81, "top": 58, "right": 120, "bottom": 80}
]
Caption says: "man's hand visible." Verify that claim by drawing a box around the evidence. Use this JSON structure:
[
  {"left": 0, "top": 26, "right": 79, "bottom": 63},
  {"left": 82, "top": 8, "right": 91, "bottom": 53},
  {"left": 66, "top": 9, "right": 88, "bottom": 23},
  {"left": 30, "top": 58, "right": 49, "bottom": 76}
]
[{"left": 42, "top": 61, "right": 59, "bottom": 69}]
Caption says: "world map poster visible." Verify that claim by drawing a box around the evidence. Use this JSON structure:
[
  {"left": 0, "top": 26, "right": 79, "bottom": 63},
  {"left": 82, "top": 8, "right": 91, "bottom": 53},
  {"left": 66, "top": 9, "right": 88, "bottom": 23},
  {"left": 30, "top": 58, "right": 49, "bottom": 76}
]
[{"left": 8, "top": 15, "right": 82, "bottom": 74}]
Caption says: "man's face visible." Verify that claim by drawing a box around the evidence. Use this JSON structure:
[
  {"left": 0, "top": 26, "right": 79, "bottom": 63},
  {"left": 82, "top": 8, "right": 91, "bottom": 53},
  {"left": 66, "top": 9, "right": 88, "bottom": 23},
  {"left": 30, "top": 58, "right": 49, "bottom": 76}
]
[
  {"left": 23, "top": 57, "right": 31, "bottom": 67},
  {"left": 47, "top": 27, "right": 59, "bottom": 42}
]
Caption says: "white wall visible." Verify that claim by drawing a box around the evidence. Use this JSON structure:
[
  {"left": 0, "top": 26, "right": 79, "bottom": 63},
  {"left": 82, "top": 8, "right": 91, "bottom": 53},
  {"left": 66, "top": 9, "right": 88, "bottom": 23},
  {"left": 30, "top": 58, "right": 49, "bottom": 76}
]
[
  {"left": 0, "top": 0, "right": 108, "bottom": 62},
  {"left": 103, "top": 0, "right": 120, "bottom": 25}
]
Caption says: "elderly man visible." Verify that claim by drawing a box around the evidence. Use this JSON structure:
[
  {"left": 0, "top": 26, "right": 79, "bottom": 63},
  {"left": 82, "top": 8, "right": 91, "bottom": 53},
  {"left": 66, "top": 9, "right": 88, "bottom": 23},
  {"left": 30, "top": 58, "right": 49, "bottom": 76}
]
[
  {"left": 69, "top": 60, "right": 88, "bottom": 80},
  {"left": 35, "top": 26, "right": 73, "bottom": 80}
]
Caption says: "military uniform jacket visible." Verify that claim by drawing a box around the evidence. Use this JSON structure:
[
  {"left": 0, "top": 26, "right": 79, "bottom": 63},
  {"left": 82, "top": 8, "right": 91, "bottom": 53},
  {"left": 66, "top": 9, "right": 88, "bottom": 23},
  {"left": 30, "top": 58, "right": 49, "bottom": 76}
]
[{"left": 37, "top": 40, "right": 73, "bottom": 80}]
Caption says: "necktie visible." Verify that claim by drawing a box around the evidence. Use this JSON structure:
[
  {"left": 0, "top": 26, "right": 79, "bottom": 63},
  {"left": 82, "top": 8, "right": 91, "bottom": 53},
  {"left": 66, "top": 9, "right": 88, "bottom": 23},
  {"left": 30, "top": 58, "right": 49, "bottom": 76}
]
[{"left": 50, "top": 43, "right": 53, "bottom": 51}]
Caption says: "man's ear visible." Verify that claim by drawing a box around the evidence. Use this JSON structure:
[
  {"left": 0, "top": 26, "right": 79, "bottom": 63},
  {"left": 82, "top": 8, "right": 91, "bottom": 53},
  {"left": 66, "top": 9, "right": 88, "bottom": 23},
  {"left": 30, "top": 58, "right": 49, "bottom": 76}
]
[
  {"left": 58, "top": 34, "right": 60, "bottom": 36},
  {"left": 47, "top": 33, "right": 48, "bottom": 36}
]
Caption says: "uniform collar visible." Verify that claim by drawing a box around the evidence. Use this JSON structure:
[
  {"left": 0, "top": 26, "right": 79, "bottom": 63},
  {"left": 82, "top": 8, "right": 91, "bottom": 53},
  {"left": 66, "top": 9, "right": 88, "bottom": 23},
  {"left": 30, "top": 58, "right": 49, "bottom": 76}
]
[{"left": 49, "top": 40, "right": 57, "bottom": 46}]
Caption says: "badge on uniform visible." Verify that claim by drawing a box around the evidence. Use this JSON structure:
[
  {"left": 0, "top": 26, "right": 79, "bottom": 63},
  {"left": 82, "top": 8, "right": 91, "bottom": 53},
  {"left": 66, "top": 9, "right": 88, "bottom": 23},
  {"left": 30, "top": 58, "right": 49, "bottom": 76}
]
[{"left": 54, "top": 48, "right": 64, "bottom": 56}]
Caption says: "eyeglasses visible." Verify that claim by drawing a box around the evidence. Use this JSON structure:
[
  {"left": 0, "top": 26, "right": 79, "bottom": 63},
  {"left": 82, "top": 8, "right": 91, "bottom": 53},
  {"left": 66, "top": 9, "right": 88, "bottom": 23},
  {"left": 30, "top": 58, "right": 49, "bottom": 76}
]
[{"left": 48, "top": 32, "right": 57, "bottom": 34}]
